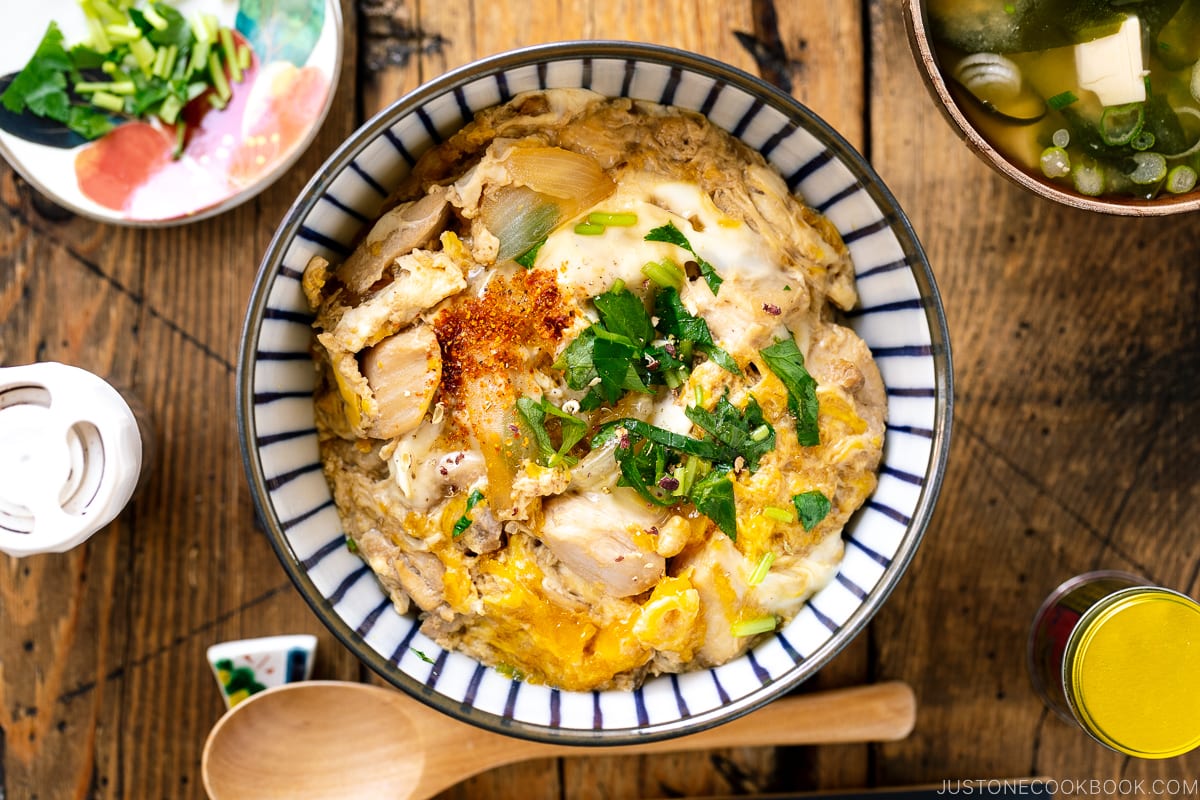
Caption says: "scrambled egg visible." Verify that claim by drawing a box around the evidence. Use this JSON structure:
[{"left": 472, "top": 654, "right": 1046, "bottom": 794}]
[{"left": 304, "top": 89, "right": 886, "bottom": 691}]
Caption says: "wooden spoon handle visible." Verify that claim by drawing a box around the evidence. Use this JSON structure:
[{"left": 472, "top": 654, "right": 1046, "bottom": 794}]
[{"left": 593, "top": 680, "right": 916, "bottom": 756}]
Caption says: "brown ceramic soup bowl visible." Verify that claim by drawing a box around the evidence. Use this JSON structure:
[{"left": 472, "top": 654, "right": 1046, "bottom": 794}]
[{"left": 903, "top": 0, "right": 1200, "bottom": 216}]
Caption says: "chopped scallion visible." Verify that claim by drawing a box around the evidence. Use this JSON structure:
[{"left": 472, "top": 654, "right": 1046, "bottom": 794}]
[
  {"left": 1166, "top": 165, "right": 1197, "bottom": 194},
  {"left": 1039, "top": 146, "right": 1070, "bottom": 179},
  {"left": 748, "top": 552, "right": 776, "bottom": 585},
  {"left": 89, "top": 90, "right": 125, "bottom": 113},
  {"left": 574, "top": 221, "right": 605, "bottom": 235},
  {"left": 1072, "top": 161, "right": 1105, "bottom": 196},
  {"left": 641, "top": 259, "right": 684, "bottom": 290},
  {"left": 1130, "top": 131, "right": 1156, "bottom": 151},
  {"left": 1047, "top": 90, "right": 1078, "bottom": 111},
  {"left": 219, "top": 27, "right": 242, "bottom": 83},
  {"left": 104, "top": 23, "right": 143, "bottom": 43},
  {"left": 129, "top": 36, "right": 156, "bottom": 73},
  {"left": 1129, "top": 152, "right": 1167, "bottom": 185},
  {"left": 208, "top": 51, "right": 231, "bottom": 101},
  {"left": 588, "top": 211, "right": 637, "bottom": 226},
  {"left": 1098, "top": 103, "right": 1145, "bottom": 146},
  {"left": 141, "top": 3, "right": 169, "bottom": 30},
  {"left": 762, "top": 506, "right": 792, "bottom": 523},
  {"left": 74, "top": 80, "right": 134, "bottom": 95},
  {"left": 731, "top": 615, "right": 778, "bottom": 638},
  {"left": 159, "top": 93, "right": 183, "bottom": 124}
]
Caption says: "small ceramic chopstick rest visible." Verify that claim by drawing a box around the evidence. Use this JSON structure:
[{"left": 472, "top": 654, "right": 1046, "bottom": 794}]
[{"left": 207, "top": 635, "right": 317, "bottom": 708}]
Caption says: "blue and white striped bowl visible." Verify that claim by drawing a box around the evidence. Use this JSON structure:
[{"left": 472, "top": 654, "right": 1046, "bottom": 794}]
[{"left": 238, "top": 41, "right": 952, "bottom": 743}]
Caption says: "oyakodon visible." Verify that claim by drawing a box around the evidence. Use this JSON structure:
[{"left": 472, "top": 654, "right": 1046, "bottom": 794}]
[{"left": 301, "top": 89, "right": 886, "bottom": 691}]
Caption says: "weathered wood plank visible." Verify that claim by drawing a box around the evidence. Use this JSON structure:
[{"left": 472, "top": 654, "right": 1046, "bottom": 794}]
[{"left": 869, "top": 0, "right": 1200, "bottom": 791}]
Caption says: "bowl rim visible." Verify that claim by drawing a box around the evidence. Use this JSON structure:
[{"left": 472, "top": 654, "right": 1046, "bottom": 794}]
[
  {"left": 238, "top": 39, "right": 954, "bottom": 744},
  {"left": 0, "top": 0, "right": 344, "bottom": 228},
  {"left": 901, "top": 0, "right": 1200, "bottom": 217}
]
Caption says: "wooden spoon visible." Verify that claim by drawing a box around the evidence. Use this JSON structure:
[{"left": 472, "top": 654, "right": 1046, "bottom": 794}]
[{"left": 201, "top": 680, "right": 915, "bottom": 800}]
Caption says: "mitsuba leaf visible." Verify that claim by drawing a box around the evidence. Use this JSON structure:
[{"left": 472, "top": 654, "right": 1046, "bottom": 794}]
[
  {"left": 653, "top": 287, "right": 739, "bottom": 376},
  {"left": 515, "top": 395, "right": 587, "bottom": 467},
  {"left": 553, "top": 328, "right": 597, "bottom": 390},
  {"left": 685, "top": 393, "right": 775, "bottom": 472},
  {"left": 793, "top": 490, "right": 831, "bottom": 531},
  {"left": 653, "top": 286, "right": 712, "bottom": 344},
  {"left": 691, "top": 469, "right": 737, "bottom": 540},
  {"left": 645, "top": 220, "right": 724, "bottom": 295},
  {"left": 760, "top": 336, "right": 820, "bottom": 446},
  {"left": 592, "top": 336, "right": 649, "bottom": 401},
  {"left": 1, "top": 22, "right": 73, "bottom": 121},
  {"left": 593, "top": 283, "right": 654, "bottom": 348},
  {"left": 65, "top": 105, "right": 116, "bottom": 139}
]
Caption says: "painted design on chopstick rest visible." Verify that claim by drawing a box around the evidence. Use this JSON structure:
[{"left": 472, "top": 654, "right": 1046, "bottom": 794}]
[
  {"left": 213, "top": 657, "right": 269, "bottom": 707},
  {"left": 207, "top": 635, "right": 317, "bottom": 708}
]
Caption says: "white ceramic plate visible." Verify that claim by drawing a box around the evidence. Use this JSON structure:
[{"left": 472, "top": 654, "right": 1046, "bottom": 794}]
[
  {"left": 239, "top": 42, "right": 954, "bottom": 743},
  {"left": 0, "top": 0, "right": 341, "bottom": 225}
]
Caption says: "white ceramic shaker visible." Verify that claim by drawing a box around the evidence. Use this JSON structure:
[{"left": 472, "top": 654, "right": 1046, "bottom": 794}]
[{"left": 0, "top": 362, "right": 148, "bottom": 556}]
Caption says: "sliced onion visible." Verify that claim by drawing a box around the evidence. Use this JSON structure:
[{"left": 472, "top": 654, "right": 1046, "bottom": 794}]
[
  {"left": 481, "top": 185, "right": 561, "bottom": 262},
  {"left": 504, "top": 146, "right": 615, "bottom": 207},
  {"left": 569, "top": 438, "right": 619, "bottom": 492}
]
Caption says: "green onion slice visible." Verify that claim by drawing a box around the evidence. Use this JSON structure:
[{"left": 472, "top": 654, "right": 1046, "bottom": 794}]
[
  {"left": 588, "top": 211, "right": 637, "bottom": 226},
  {"left": 731, "top": 615, "right": 778, "bottom": 638},
  {"left": 748, "top": 552, "right": 776, "bottom": 585},
  {"left": 1099, "top": 103, "right": 1145, "bottom": 146}
]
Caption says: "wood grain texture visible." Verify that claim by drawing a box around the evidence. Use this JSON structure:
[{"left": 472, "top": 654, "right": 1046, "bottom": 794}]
[
  {"left": 2, "top": 0, "right": 1198, "bottom": 798},
  {"left": 869, "top": 0, "right": 1200, "bottom": 791}
]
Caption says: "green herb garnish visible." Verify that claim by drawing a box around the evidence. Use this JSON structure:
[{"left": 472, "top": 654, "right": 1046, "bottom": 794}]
[
  {"left": 554, "top": 281, "right": 736, "bottom": 409},
  {"left": 653, "top": 287, "right": 740, "bottom": 375},
  {"left": 690, "top": 468, "right": 737, "bottom": 539},
  {"left": 412, "top": 648, "right": 435, "bottom": 664},
  {"left": 793, "top": 490, "right": 831, "bottom": 531},
  {"left": 684, "top": 392, "right": 775, "bottom": 472},
  {"left": 645, "top": 221, "right": 723, "bottom": 295},
  {"left": 515, "top": 396, "right": 587, "bottom": 467},
  {"left": 514, "top": 237, "right": 546, "bottom": 268},
  {"left": 760, "top": 336, "right": 820, "bottom": 447},
  {"left": 452, "top": 489, "right": 486, "bottom": 537},
  {"left": 593, "top": 391, "right": 774, "bottom": 540},
  {"left": 1047, "top": 90, "right": 1078, "bottom": 111}
]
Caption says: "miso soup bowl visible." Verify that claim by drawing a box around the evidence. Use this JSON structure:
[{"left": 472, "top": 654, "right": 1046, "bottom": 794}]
[
  {"left": 903, "top": 0, "right": 1200, "bottom": 216},
  {"left": 238, "top": 41, "right": 953, "bottom": 744}
]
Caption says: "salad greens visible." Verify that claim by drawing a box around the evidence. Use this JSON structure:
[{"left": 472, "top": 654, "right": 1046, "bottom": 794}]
[{"left": 1, "top": 1, "right": 250, "bottom": 155}]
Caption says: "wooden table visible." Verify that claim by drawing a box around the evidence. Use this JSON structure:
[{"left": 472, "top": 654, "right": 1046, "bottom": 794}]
[{"left": 3, "top": 1, "right": 1199, "bottom": 797}]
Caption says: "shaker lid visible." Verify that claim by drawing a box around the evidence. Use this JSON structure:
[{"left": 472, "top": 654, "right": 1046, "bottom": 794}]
[
  {"left": 0, "top": 362, "right": 143, "bottom": 557},
  {"left": 1067, "top": 588, "right": 1200, "bottom": 759}
]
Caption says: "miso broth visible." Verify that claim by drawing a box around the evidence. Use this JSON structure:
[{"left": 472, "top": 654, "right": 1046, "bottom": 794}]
[{"left": 929, "top": 0, "right": 1200, "bottom": 200}]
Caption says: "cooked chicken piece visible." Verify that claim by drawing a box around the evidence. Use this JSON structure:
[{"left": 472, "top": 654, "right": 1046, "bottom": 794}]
[
  {"left": 459, "top": 505, "right": 503, "bottom": 555},
  {"left": 673, "top": 532, "right": 752, "bottom": 666},
  {"left": 360, "top": 324, "right": 442, "bottom": 439},
  {"left": 804, "top": 322, "right": 887, "bottom": 437},
  {"left": 319, "top": 243, "right": 468, "bottom": 355},
  {"left": 356, "top": 527, "right": 446, "bottom": 615},
  {"left": 538, "top": 488, "right": 667, "bottom": 598},
  {"left": 337, "top": 190, "right": 451, "bottom": 295}
]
